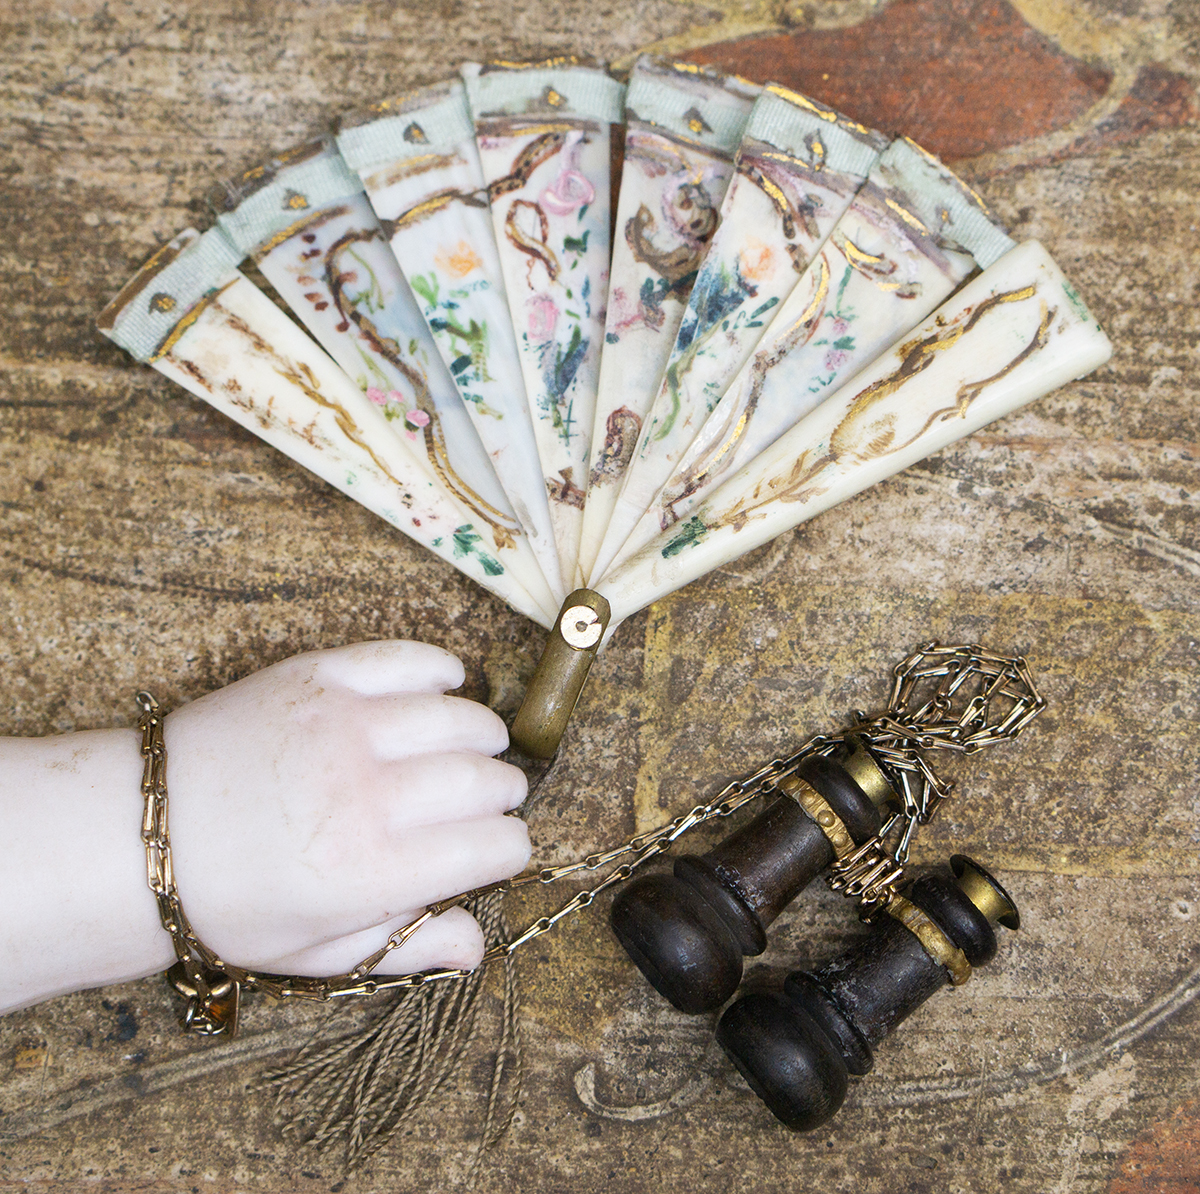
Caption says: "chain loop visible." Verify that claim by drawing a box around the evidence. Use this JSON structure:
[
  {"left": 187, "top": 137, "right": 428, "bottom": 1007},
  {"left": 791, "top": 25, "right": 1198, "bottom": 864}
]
[{"left": 824, "top": 641, "right": 1045, "bottom": 913}]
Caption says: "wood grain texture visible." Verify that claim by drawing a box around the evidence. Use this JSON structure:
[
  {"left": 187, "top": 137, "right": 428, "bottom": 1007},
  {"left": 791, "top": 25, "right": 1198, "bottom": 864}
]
[{"left": 1, "top": 1, "right": 1198, "bottom": 1190}]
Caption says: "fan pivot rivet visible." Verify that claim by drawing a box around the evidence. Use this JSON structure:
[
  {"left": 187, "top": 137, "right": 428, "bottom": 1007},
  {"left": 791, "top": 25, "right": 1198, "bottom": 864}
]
[{"left": 561, "top": 605, "right": 602, "bottom": 649}]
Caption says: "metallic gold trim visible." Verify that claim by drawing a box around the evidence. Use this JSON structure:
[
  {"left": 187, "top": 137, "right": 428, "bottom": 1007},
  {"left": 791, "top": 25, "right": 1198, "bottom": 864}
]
[
  {"left": 952, "top": 856, "right": 1020, "bottom": 930},
  {"left": 274, "top": 140, "right": 327, "bottom": 169},
  {"left": 624, "top": 119, "right": 734, "bottom": 159},
  {"left": 388, "top": 189, "right": 465, "bottom": 233},
  {"left": 887, "top": 895, "right": 972, "bottom": 986},
  {"left": 660, "top": 60, "right": 757, "bottom": 90},
  {"left": 753, "top": 172, "right": 793, "bottom": 226},
  {"left": 884, "top": 196, "right": 929, "bottom": 235},
  {"left": 474, "top": 118, "right": 599, "bottom": 138},
  {"left": 220, "top": 140, "right": 328, "bottom": 207},
  {"left": 97, "top": 233, "right": 198, "bottom": 331},
  {"left": 841, "top": 735, "right": 897, "bottom": 810},
  {"left": 364, "top": 152, "right": 466, "bottom": 194},
  {"left": 758, "top": 148, "right": 806, "bottom": 166},
  {"left": 775, "top": 774, "right": 855, "bottom": 860},
  {"left": 483, "top": 54, "right": 601, "bottom": 72},
  {"left": 780, "top": 254, "right": 829, "bottom": 337},
  {"left": 249, "top": 205, "right": 352, "bottom": 261},
  {"left": 756, "top": 147, "right": 832, "bottom": 178},
  {"left": 899, "top": 136, "right": 995, "bottom": 217},
  {"left": 764, "top": 83, "right": 876, "bottom": 138},
  {"left": 338, "top": 84, "right": 457, "bottom": 128},
  {"left": 835, "top": 231, "right": 908, "bottom": 292},
  {"left": 843, "top": 238, "right": 885, "bottom": 268},
  {"left": 148, "top": 279, "right": 237, "bottom": 363}
]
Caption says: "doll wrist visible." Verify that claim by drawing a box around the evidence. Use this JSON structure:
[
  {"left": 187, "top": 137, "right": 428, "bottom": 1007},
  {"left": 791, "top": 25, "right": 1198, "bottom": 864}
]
[{"left": 135, "top": 693, "right": 490, "bottom": 1037}]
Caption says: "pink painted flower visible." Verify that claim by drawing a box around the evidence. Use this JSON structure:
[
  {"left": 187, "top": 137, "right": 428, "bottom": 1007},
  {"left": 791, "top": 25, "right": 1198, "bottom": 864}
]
[
  {"left": 527, "top": 294, "right": 559, "bottom": 341},
  {"left": 542, "top": 170, "right": 594, "bottom": 216},
  {"left": 366, "top": 386, "right": 388, "bottom": 406},
  {"left": 403, "top": 408, "right": 431, "bottom": 440},
  {"left": 540, "top": 130, "right": 594, "bottom": 216}
]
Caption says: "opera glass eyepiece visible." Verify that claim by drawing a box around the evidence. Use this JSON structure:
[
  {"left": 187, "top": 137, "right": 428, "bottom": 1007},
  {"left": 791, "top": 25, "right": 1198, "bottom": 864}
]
[
  {"left": 715, "top": 855, "right": 1019, "bottom": 1131},
  {"left": 610, "top": 737, "right": 900, "bottom": 1014}
]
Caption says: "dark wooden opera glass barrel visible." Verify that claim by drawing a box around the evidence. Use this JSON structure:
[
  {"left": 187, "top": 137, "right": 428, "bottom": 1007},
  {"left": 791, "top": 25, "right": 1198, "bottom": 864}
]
[
  {"left": 610, "top": 737, "right": 900, "bottom": 1014},
  {"left": 716, "top": 855, "right": 1020, "bottom": 1131}
]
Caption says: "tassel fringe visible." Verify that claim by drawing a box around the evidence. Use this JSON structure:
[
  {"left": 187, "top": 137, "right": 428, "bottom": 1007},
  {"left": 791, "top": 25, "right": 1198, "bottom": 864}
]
[{"left": 259, "top": 891, "right": 524, "bottom": 1177}]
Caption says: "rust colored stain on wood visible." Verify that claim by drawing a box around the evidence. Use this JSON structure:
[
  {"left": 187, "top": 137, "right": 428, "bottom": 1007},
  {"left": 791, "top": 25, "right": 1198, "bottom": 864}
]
[
  {"left": 1110, "top": 1100, "right": 1200, "bottom": 1193},
  {"left": 682, "top": 0, "right": 1119, "bottom": 160},
  {"left": 1078, "top": 63, "right": 1198, "bottom": 151}
]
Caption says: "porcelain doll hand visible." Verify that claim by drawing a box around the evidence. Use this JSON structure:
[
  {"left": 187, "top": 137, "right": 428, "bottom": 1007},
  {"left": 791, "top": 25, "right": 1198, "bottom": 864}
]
[{"left": 163, "top": 641, "right": 530, "bottom": 977}]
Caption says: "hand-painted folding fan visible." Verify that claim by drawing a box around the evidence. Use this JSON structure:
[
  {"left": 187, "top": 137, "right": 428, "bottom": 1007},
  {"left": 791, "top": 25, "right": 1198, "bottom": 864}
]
[{"left": 98, "top": 55, "right": 1112, "bottom": 756}]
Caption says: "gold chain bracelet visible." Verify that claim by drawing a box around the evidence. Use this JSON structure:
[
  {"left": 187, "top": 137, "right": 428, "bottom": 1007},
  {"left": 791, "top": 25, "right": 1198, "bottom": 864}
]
[{"left": 137, "top": 692, "right": 480, "bottom": 1037}]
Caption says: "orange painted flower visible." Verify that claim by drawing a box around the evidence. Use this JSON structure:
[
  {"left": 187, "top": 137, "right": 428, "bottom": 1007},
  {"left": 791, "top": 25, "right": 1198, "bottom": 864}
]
[
  {"left": 738, "top": 237, "right": 774, "bottom": 282},
  {"left": 436, "top": 240, "right": 483, "bottom": 278}
]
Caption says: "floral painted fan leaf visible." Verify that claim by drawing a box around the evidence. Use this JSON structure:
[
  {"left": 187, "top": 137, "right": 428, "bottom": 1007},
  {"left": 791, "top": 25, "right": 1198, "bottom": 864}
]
[
  {"left": 588, "top": 83, "right": 889, "bottom": 584},
  {"left": 336, "top": 81, "right": 565, "bottom": 602},
  {"left": 464, "top": 59, "right": 626, "bottom": 589},
  {"left": 577, "top": 56, "right": 760, "bottom": 585},
  {"left": 596, "top": 238, "right": 1114, "bottom": 628},
  {"left": 609, "top": 135, "right": 1017, "bottom": 564},
  {"left": 97, "top": 228, "right": 558, "bottom": 629},
  {"left": 209, "top": 140, "right": 559, "bottom": 609}
]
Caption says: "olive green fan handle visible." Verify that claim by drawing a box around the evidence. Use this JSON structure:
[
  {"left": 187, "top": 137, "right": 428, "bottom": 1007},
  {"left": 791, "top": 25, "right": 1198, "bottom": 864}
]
[{"left": 511, "top": 589, "right": 611, "bottom": 758}]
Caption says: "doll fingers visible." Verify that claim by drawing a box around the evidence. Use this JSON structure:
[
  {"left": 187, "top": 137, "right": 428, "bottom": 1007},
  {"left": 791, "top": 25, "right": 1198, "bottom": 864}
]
[
  {"left": 379, "top": 752, "right": 528, "bottom": 830},
  {"left": 312, "top": 640, "right": 466, "bottom": 696},
  {"left": 364, "top": 693, "right": 509, "bottom": 760},
  {"left": 393, "top": 816, "right": 532, "bottom": 908},
  {"left": 267, "top": 907, "right": 486, "bottom": 977},
  {"left": 377, "top": 907, "right": 486, "bottom": 973}
]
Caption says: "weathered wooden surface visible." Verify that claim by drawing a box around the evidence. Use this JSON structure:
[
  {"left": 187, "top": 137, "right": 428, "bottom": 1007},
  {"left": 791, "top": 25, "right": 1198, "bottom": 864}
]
[{"left": 1, "top": 1, "right": 1198, "bottom": 1190}]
